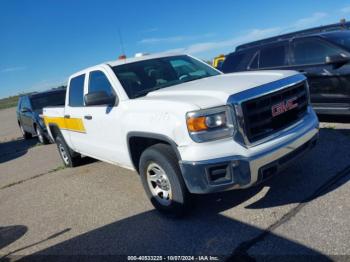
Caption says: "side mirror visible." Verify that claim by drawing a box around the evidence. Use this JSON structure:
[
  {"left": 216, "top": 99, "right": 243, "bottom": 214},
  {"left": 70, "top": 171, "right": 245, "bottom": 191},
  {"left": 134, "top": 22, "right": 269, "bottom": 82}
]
[
  {"left": 21, "top": 107, "right": 31, "bottom": 113},
  {"left": 84, "top": 91, "right": 117, "bottom": 106},
  {"left": 325, "top": 54, "right": 350, "bottom": 68}
]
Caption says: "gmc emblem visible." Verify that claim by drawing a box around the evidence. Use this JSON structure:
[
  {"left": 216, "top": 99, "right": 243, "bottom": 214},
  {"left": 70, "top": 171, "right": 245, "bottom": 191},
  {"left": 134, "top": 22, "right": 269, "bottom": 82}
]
[{"left": 271, "top": 97, "right": 298, "bottom": 117}]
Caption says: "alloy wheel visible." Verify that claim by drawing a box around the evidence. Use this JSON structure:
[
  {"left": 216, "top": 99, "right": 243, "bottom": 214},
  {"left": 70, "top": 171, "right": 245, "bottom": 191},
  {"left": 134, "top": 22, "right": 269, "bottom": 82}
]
[
  {"left": 58, "top": 144, "right": 70, "bottom": 165},
  {"left": 146, "top": 162, "right": 172, "bottom": 206},
  {"left": 36, "top": 128, "right": 44, "bottom": 143}
]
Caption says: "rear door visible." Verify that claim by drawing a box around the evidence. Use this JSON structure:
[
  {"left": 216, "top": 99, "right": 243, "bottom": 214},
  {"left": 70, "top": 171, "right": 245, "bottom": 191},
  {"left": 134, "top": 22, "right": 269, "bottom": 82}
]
[
  {"left": 289, "top": 37, "right": 349, "bottom": 107},
  {"left": 63, "top": 74, "right": 89, "bottom": 153}
]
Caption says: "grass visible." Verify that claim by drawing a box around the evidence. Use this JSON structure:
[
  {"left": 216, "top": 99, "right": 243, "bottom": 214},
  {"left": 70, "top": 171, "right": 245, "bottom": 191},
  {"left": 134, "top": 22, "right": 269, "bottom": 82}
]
[
  {"left": 52, "top": 165, "right": 66, "bottom": 172},
  {"left": 0, "top": 95, "right": 20, "bottom": 110}
]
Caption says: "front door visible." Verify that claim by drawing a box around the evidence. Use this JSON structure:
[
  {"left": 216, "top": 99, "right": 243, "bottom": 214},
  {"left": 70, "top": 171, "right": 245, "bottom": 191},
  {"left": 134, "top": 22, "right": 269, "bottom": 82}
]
[{"left": 79, "top": 69, "right": 124, "bottom": 164}]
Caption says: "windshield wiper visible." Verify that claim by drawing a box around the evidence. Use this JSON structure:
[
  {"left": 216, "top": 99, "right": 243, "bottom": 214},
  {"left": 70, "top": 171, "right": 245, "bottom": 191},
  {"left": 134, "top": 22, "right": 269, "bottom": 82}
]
[
  {"left": 132, "top": 75, "right": 209, "bottom": 98},
  {"left": 181, "top": 75, "right": 206, "bottom": 83}
]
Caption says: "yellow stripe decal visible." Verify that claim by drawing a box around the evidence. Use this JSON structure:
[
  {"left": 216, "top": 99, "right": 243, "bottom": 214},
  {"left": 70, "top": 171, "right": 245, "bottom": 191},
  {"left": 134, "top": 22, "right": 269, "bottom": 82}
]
[{"left": 44, "top": 116, "right": 86, "bottom": 133}]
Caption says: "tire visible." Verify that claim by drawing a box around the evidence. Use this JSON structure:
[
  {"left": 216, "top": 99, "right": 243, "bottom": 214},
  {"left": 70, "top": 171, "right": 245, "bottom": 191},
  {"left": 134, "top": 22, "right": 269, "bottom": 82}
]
[
  {"left": 19, "top": 123, "right": 32, "bottom": 140},
  {"left": 35, "top": 125, "right": 49, "bottom": 144},
  {"left": 139, "top": 143, "right": 191, "bottom": 217},
  {"left": 55, "top": 135, "right": 80, "bottom": 167}
]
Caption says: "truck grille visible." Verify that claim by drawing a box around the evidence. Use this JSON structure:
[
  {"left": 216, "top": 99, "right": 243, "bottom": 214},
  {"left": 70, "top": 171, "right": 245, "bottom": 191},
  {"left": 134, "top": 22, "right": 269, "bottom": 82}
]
[{"left": 241, "top": 81, "right": 308, "bottom": 143}]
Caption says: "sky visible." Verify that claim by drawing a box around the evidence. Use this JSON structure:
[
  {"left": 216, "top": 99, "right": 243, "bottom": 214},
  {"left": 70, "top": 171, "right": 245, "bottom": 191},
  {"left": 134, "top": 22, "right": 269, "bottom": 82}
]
[{"left": 1, "top": 0, "right": 350, "bottom": 98}]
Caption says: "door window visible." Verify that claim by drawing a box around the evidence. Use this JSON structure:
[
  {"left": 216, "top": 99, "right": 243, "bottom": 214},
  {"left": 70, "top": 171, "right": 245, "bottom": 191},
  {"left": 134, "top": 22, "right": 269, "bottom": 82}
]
[
  {"left": 18, "top": 97, "right": 23, "bottom": 110},
  {"left": 259, "top": 43, "right": 288, "bottom": 68},
  {"left": 69, "top": 74, "right": 85, "bottom": 107},
  {"left": 292, "top": 38, "right": 340, "bottom": 65},
  {"left": 88, "top": 71, "right": 114, "bottom": 96},
  {"left": 21, "top": 97, "right": 30, "bottom": 110},
  {"left": 248, "top": 52, "right": 259, "bottom": 70},
  {"left": 222, "top": 50, "right": 255, "bottom": 72}
]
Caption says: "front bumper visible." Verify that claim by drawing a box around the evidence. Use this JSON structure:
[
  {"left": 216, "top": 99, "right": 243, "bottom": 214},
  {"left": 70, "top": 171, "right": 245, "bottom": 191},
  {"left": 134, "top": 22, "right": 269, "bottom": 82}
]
[{"left": 179, "top": 111, "right": 319, "bottom": 194}]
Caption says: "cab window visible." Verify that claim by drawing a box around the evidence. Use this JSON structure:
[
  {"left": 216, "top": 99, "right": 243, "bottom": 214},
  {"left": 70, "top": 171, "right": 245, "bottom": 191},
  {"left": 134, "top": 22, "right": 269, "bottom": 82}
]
[
  {"left": 30, "top": 91, "right": 66, "bottom": 110},
  {"left": 222, "top": 50, "right": 255, "bottom": 73},
  {"left": 88, "top": 71, "right": 114, "bottom": 96},
  {"left": 292, "top": 38, "right": 341, "bottom": 65},
  {"left": 21, "top": 97, "right": 30, "bottom": 110},
  {"left": 69, "top": 74, "right": 85, "bottom": 107},
  {"left": 18, "top": 97, "right": 23, "bottom": 110},
  {"left": 248, "top": 52, "right": 259, "bottom": 70},
  {"left": 259, "top": 43, "right": 288, "bottom": 68}
]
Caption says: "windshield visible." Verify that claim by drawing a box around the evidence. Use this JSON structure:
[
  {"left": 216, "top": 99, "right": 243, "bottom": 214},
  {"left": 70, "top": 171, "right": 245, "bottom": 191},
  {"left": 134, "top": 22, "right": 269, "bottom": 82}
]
[
  {"left": 324, "top": 32, "right": 350, "bottom": 51},
  {"left": 30, "top": 91, "right": 66, "bottom": 110},
  {"left": 112, "top": 55, "right": 220, "bottom": 99}
]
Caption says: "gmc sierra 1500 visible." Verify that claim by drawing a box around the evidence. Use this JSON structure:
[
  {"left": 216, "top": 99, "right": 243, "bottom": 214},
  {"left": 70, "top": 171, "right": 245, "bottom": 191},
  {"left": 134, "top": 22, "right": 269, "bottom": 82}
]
[{"left": 43, "top": 53, "right": 319, "bottom": 216}]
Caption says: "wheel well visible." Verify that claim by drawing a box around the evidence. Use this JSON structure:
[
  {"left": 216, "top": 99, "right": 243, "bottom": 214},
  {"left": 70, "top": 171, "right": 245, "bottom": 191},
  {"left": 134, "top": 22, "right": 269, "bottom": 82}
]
[
  {"left": 48, "top": 125, "right": 60, "bottom": 142},
  {"left": 128, "top": 136, "right": 179, "bottom": 173}
]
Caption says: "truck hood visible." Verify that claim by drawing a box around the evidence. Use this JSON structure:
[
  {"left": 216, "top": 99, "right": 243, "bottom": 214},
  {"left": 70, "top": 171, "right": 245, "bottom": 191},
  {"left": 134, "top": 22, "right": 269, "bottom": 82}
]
[{"left": 143, "top": 70, "right": 299, "bottom": 109}]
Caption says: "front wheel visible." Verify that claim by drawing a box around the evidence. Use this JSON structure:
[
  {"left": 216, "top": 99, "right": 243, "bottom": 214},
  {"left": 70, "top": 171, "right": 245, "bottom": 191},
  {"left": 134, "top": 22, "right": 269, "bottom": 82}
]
[
  {"left": 56, "top": 135, "right": 80, "bottom": 167},
  {"left": 139, "top": 144, "right": 191, "bottom": 217}
]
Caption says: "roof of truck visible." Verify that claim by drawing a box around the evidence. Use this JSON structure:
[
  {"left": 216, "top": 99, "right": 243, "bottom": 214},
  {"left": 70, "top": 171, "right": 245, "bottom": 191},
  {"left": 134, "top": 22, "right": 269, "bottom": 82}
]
[
  {"left": 70, "top": 52, "right": 191, "bottom": 79},
  {"left": 106, "top": 52, "right": 184, "bottom": 67}
]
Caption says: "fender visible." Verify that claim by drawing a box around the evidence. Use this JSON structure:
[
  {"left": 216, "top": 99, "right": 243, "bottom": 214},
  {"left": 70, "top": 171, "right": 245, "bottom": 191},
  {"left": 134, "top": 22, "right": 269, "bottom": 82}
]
[
  {"left": 127, "top": 131, "right": 182, "bottom": 171},
  {"left": 48, "top": 123, "right": 79, "bottom": 157},
  {"left": 48, "top": 123, "right": 61, "bottom": 142}
]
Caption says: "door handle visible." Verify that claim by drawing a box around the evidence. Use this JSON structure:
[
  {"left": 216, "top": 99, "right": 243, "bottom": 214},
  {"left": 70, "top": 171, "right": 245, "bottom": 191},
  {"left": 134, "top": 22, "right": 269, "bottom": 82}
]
[
  {"left": 64, "top": 114, "right": 70, "bottom": 119},
  {"left": 84, "top": 115, "right": 92, "bottom": 120}
]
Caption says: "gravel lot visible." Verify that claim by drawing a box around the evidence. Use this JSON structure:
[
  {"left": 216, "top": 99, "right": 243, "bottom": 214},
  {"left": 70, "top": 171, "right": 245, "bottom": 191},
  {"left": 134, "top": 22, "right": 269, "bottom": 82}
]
[{"left": 0, "top": 107, "right": 349, "bottom": 261}]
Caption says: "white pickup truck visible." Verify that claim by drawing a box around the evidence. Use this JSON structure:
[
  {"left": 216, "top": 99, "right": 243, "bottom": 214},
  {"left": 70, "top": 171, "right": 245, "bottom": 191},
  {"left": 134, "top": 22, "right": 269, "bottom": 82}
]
[{"left": 43, "top": 53, "right": 319, "bottom": 216}]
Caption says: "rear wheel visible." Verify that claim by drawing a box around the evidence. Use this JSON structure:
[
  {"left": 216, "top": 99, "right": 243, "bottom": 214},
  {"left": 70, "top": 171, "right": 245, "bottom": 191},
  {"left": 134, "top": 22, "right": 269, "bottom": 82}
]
[
  {"left": 19, "top": 123, "right": 32, "bottom": 140},
  {"left": 139, "top": 144, "right": 191, "bottom": 217},
  {"left": 35, "top": 126, "right": 49, "bottom": 144},
  {"left": 55, "top": 135, "right": 80, "bottom": 167}
]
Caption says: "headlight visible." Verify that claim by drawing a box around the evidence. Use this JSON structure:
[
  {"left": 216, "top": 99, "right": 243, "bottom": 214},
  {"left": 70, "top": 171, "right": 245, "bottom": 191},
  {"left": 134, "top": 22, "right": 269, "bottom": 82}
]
[{"left": 186, "top": 106, "right": 235, "bottom": 142}]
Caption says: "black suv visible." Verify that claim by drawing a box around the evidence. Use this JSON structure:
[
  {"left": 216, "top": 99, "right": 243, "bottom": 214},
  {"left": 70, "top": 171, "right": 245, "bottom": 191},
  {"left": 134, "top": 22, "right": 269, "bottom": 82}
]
[
  {"left": 17, "top": 89, "right": 66, "bottom": 143},
  {"left": 222, "top": 22, "right": 350, "bottom": 115}
]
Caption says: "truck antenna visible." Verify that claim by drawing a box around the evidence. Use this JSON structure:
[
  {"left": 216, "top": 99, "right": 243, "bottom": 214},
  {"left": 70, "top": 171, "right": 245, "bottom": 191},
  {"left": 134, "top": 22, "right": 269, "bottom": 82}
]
[{"left": 118, "top": 28, "right": 126, "bottom": 57}]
